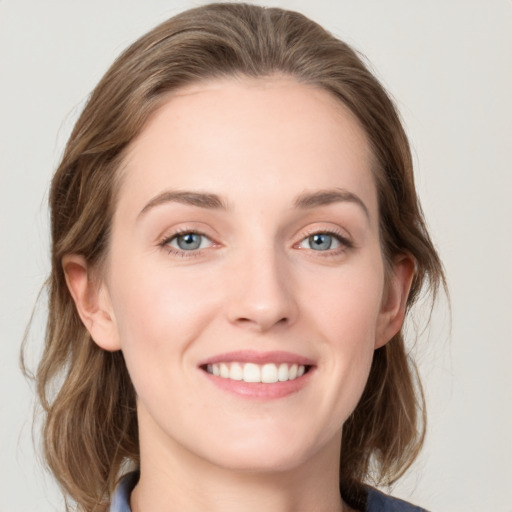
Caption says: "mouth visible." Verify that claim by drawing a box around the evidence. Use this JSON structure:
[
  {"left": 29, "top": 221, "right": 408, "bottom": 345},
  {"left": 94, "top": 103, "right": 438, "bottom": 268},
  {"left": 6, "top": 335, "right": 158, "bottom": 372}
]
[
  {"left": 202, "top": 361, "right": 311, "bottom": 383},
  {"left": 198, "top": 351, "right": 315, "bottom": 399}
]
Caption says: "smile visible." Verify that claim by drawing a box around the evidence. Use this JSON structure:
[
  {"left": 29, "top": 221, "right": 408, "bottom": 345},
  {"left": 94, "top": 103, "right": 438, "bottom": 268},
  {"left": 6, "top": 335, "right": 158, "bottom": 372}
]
[{"left": 205, "top": 362, "right": 307, "bottom": 383}]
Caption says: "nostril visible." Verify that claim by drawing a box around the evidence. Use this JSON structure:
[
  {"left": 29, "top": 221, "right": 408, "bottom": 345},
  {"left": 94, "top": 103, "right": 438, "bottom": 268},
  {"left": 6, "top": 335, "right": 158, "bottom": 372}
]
[{"left": 234, "top": 315, "right": 290, "bottom": 332}]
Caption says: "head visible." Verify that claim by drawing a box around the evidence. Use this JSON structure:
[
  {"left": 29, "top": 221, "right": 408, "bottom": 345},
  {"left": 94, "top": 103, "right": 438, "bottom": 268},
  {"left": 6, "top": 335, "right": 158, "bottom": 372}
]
[{"left": 37, "top": 3, "right": 444, "bottom": 510}]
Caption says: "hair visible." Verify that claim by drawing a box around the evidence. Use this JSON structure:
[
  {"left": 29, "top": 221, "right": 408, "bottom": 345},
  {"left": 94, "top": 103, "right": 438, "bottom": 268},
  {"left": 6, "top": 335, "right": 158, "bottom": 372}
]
[{"left": 25, "top": 3, "right": 446, "bottom": 511}]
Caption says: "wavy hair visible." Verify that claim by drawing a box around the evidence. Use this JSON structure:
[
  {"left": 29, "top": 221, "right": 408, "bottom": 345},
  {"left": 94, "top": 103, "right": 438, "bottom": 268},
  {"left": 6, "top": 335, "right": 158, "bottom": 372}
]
[{"left": 24, "top": 3, "right": 445, "bottom": 511}]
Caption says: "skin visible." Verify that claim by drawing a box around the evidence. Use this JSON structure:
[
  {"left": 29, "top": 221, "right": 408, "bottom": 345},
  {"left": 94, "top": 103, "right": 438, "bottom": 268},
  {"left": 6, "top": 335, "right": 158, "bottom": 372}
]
[{"left": 64, "top": 76, "right": 414, "bottom": 512}]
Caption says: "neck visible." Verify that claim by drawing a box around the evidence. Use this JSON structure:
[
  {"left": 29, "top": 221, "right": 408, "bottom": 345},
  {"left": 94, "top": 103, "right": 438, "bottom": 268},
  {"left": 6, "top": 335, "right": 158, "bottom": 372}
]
[
  {"left": 131, "top": 422, "right": 348, "bottom": 512},
  {"left": 131, "top": 468, "right": 346, "bottom": 512}
]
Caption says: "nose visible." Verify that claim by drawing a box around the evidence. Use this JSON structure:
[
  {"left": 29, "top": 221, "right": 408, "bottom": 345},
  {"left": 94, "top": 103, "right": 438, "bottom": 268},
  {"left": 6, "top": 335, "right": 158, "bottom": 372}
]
[{"left": 225, "top": 249, "right": 298, "bottom": 333}]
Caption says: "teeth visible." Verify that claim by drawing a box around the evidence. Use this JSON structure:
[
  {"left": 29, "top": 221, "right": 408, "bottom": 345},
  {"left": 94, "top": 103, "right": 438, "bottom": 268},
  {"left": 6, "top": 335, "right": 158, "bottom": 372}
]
[
  {"left": 278, "top": 363, "right": 289, "bottom": 381},
  {"left": 244, "top": 363, "right": 260, "bottom": 383},
  {"left": 261, "top": 363, "right": 278, "bottom": 383},
  {"left": 220, "top": 363, "right": 229, "bottom": 379},
  {"left": 230, "top": 362, "right": 243, "bottom": 381},
  {"left": 206, "top": 362, "right": 307, "bottom": 383}
]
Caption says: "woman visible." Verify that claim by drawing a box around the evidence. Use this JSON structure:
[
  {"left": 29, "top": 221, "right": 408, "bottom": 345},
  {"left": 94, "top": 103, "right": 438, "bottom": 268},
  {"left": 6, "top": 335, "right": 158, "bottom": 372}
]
[{"left": 33, "top": 3, "right": 445, "bottom": 511}]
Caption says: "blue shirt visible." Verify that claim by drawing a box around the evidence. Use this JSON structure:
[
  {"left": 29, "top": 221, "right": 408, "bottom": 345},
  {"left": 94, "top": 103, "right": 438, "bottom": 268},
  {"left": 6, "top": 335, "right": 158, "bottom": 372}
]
[{"left": 110, "top": 472, "right": 428, "bottom": 512}]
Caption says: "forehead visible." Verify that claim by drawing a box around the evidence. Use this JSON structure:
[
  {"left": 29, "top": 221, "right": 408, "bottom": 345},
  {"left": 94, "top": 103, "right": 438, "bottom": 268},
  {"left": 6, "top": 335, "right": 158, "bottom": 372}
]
[{"left": 117, "top": 76, "right": 377, "bottom": 221}]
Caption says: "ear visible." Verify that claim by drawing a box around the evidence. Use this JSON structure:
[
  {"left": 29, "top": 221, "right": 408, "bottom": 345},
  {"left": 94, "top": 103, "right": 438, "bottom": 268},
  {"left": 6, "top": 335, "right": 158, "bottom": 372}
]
[
  {"left": 62, "top": 254, "right": 121, "bottom": 352},
  {"left": 375, "top": 253, "right": 415, "bottom": 349}
]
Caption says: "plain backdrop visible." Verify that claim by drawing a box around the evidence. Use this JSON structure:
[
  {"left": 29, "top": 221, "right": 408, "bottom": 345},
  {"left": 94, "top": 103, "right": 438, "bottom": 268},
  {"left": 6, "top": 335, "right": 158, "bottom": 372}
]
[{"left": 1, "top": 1, "right": 511, "bottom": 511}]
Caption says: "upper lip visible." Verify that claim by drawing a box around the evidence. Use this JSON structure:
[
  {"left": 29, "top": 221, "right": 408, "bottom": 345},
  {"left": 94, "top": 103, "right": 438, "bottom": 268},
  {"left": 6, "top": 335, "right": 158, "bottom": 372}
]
[{"left": 198, "top": 350, "right": 315, "bottom": 367}]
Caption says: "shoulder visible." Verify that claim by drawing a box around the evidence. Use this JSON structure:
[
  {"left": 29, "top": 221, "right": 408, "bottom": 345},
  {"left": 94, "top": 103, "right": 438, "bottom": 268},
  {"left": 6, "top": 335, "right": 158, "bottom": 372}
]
[
  {"left": 366, "top": 487, "right": 429, "bottom": 512},
  {"left": 110, "top": 472, "right": 139, "bottom": 512}
]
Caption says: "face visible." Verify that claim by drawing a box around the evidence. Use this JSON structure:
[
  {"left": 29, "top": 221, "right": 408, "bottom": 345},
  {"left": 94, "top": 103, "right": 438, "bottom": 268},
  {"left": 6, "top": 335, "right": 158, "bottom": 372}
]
[{"left": 78, "top": 77, "right": 408, "bottom": 475}]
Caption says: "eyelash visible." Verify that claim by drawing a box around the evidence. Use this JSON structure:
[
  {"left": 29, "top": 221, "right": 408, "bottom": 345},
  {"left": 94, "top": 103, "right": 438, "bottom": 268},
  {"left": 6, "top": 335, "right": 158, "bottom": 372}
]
[
  {"left": 159, "top": 228, "right": 211, "bottom": 258},
  {"left": 159, "top": 228, "right": 353, "bottom": 259},
  {"left": 297, "top": 228, "right": 353, "bottom": 257}
]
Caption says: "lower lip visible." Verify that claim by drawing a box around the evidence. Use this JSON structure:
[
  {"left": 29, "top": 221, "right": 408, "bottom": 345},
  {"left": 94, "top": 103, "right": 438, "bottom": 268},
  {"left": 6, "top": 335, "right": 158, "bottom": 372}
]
[{"left": 201, "top": 368, "right": 314, "bottom": 399}]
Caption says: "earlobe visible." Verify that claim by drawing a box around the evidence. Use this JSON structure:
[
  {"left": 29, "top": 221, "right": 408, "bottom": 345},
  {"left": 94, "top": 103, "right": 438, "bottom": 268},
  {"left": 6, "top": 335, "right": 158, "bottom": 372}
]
[
  {"left": 375, "top": 254, "right": 415, "bottom": 349},
  {"left": 62, "top": 254, "right": 122, "bottom": 352}
]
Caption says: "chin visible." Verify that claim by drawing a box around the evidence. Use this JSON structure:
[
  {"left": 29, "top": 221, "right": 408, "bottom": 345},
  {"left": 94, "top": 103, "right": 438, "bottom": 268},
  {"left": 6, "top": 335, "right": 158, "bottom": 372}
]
[
  {"left": 208, "top": 447, "right": 310, "bottom": 474},
  {"left": 193, "top": 427, "right": 331, "bottom": 475}
]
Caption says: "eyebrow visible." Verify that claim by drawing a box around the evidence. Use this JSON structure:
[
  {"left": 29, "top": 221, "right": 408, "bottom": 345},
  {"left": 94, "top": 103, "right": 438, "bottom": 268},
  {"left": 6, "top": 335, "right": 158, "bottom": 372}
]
[
  {"left": 138, "top": 190, "right": 229, "bottom": 218},
  {"left": 138, "top": 187, "right": 369, "bottom": 219},
  {"left": 294, "top": 188, "right": 370, "bottom": 219}
]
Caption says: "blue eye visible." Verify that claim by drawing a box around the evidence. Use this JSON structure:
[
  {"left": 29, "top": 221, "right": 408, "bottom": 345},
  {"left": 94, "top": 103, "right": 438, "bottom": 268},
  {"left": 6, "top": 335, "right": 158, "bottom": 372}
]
[
  {"left": 168, "top": 232, "right": 210, "bottom": 251},
  {"left": 299, "top": 233, "right": 343, "bottom": 251}
]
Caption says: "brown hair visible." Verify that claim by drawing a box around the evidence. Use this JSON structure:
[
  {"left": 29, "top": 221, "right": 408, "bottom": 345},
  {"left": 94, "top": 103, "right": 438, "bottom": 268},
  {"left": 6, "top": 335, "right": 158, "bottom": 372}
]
[{"left": 27, "top": 3, "right": 445, "bottom": 511}]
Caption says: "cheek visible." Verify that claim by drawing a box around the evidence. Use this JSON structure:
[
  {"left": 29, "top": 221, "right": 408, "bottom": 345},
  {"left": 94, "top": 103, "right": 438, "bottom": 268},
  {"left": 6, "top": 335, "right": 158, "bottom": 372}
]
[
  {"left": 307, "top": 261, "right": 385, "bottom": 338},
  {"left": 107, "top": 255, "right": 224, "bottom": 363},
  {"left": 113, "top": 279, "right": 191, "bottom": 341},
  {"left": 306, "top": 261, "right": 384, "bottom": 401},
  {"left": 107, "top": 265, "right": 222, "bottom": 416}
]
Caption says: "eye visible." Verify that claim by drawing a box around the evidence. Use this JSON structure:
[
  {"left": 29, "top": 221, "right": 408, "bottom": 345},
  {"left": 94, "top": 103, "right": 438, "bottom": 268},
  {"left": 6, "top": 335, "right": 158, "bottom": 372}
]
[
  {"left": 298, "top": 232, "right": 346, "bottom": 251},
  {"left": 166, "top": 232, "right": 212, "bottom": 252}
]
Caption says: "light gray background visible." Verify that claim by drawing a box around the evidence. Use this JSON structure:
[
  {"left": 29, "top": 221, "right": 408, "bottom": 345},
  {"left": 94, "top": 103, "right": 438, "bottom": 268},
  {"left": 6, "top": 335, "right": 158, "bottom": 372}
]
[{"left": 1, "top": 1, "right": 511, "bottom": 511}]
